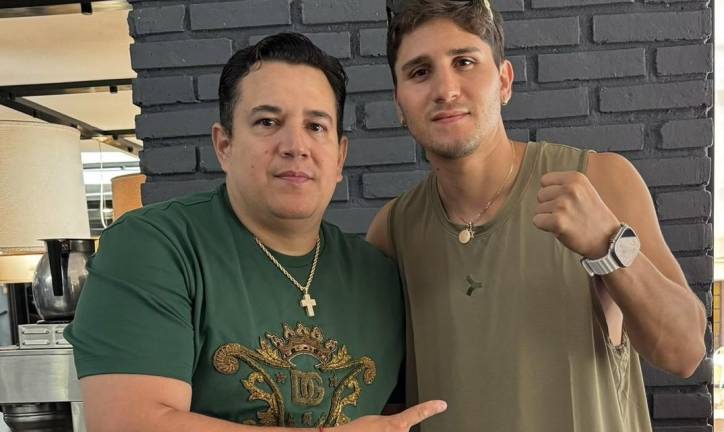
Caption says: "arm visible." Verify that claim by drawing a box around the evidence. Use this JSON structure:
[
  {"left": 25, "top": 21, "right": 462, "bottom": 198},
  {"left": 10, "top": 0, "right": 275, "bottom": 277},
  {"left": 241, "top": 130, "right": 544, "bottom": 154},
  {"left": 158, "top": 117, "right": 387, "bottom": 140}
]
[
  {"left": 366, "top": 199, "right": 397, "bottom": 259},
  {"left": 533, "top": 153, "right": 706, "bottom": 377},
  {"left": 81, "top": 374, "right": 445, "bottom": 432}
]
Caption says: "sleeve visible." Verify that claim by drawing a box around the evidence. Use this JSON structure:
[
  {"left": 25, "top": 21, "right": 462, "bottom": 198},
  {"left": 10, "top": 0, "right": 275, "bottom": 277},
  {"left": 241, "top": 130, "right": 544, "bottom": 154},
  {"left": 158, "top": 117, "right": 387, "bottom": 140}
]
[{"left": 64, "top": 214, "right": 195, "bottom": 384}]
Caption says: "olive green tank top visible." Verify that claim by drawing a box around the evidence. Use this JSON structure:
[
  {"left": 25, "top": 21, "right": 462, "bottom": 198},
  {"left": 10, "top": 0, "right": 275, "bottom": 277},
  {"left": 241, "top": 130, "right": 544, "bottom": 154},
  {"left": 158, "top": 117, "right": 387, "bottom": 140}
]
[{"left": 389, "top": 141, "right": 651, "bottom": 432}]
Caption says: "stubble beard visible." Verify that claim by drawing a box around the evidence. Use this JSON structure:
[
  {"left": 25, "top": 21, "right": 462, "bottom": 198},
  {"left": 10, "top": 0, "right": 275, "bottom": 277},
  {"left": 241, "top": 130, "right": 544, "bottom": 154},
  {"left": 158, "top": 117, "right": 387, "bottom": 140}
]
[{"left": 415, "top": 126, "right": 484, "bottom": 160}]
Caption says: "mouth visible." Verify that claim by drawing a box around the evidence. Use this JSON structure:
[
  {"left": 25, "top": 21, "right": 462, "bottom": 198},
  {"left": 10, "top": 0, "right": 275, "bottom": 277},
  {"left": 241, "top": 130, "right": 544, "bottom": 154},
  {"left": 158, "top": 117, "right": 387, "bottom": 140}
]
[
  {"left": 431, "top": 110, "right": 470, "bottom": 123},
  {"left": 275, "top": 170, "right": 313, "bottom": 184}
]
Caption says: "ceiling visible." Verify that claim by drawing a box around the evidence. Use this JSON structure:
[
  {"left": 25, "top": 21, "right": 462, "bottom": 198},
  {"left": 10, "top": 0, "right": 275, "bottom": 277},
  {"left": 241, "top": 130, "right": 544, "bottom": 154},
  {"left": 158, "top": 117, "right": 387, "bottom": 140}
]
[{"left": 0, "top": 1, "right": 139, "bottom": 157}]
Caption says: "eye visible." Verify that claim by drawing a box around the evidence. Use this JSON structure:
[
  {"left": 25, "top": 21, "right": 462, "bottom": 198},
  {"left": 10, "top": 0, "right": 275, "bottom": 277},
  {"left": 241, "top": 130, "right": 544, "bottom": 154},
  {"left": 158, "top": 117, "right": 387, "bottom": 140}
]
[
  {"left": 308, "top": 122, "right": 328, "bottom": 133},
  {"left": 409, "top": 67, "right": 429, "bottom": 80},
  {"left": 255, "top": 118, "right": 278, "bottom": 127},
  {"left": 455, "top": 57, "right": 476, "bottom": 69}
]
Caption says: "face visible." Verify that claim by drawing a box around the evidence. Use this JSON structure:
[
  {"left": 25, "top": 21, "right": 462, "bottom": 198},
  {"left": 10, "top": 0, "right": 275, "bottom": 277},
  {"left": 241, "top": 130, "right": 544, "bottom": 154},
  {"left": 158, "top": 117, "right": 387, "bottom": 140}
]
[
  {"left": 394, "top": 18, "right": 513, "bottom": 160},
  {"left": 213, "top": 61, "right": 347, "bottom": 223}
]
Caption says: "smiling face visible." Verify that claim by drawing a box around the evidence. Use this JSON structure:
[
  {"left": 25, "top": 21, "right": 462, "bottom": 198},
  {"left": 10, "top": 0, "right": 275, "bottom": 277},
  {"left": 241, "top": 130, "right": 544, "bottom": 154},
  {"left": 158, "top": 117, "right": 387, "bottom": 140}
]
[
  {"left": 394, "top": 18, "right": 513, "bottom": 160},
  {"left": 213, "top": 61, "right": 347, "bottom": 224}
]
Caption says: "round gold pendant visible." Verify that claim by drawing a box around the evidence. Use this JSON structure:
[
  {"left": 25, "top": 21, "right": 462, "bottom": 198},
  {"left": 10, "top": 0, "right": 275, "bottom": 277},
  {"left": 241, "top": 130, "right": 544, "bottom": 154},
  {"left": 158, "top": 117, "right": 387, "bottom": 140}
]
[{"left": 458, "top": 228, "right": 473, "bottom": 244}]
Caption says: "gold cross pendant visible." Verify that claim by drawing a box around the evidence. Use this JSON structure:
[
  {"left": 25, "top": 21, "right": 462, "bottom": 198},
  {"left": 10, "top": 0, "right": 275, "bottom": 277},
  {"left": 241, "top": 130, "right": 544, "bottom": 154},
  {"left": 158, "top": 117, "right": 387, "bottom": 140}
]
[{"left": 300, "top": 293, "right": 317, "bottom": 317}]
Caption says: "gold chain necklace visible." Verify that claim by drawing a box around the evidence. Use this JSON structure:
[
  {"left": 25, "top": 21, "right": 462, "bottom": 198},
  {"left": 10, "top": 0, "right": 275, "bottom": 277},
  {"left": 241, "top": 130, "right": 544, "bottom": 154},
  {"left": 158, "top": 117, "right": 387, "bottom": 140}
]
[
  {"left": 254, "top": 236, "right": 320, "bottom": 317},
  {"left": 456, "top": 141, "right": 517, "bottom": 245}
]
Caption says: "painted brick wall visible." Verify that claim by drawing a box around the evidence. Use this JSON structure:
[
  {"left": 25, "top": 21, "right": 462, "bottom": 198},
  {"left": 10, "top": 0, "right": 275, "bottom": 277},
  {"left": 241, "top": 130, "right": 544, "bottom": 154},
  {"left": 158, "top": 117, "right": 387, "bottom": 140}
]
[{"left": 128, "top": 0, "right": 714, "bottom": 428}]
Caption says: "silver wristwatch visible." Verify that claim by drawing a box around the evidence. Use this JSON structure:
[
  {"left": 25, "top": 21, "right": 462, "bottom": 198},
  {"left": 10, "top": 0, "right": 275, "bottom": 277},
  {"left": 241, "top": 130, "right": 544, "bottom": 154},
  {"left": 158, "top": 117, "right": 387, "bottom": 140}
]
[{"left": 580, "top": 223, "right": 640, "bottom": 277}]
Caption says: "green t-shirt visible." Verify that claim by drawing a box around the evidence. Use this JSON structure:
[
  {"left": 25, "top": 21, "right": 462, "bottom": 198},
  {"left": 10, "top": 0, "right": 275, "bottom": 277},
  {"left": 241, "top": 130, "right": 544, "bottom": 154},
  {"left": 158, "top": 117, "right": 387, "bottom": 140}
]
[{"left": 65, "top": 184, "right": 404, "bottom": 428}]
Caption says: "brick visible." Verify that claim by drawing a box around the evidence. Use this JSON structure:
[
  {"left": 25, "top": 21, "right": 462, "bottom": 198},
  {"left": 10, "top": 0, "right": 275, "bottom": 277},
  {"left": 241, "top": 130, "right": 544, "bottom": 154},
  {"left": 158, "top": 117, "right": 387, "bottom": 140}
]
[
  {"left": 508, "top": 55, "right": 527, "bottom": 83},
  {"left": 136, "top": 107, "right": 219, "bottom": 139},
  {"left": 130, "top": 5, "right": 185, "bottom": 36},
  {"left": 362, "top": 170, "right": 428, "bottom": 199},
  {"left": 653, "top": 426, "right": 712, "bottom": 432},
  {"left": 131, "top": 39, "right": 233, "bottom": 70},
  {"left": 632, "top": 157, "right": 710, "bottom": 187},
  {"left": 503, "top": 88, "right": 589, "bottom": 121},
  {"left": 657, "top": 44, "right": 713, "bottom": 76},
  {"left": 364, "top": 101, "right": 400, "bottom": 129},
  {"left": 324, "top": 207, "right": 380, "bottom": 234},
  {"left": 652, "top": 392, "right": 712, "bottom": 419},
  {"left": 301, "top": 0, "right": 385, "bottom": 24},
  {"left": 332, "top": 177, "right": 349, "bottom": 202},
  {"left": 189, "top": 0, "right": 291, "bottom": 30},
  {"left": 660, "top": 119, "right": 713, "bottom": 150},
  {"left": 655, "top": 190, "right": 710, "bottom": 221},
  {"left": 343, "top": 102, "right": 356, "bottom": 132},
  {"left": 197, "top": 73, "right": 221, "bottom": 101},
  {"left": 537, "top": 124, "right": 644, "bottom": 152},
  {"left": 346, "top": 64, "right": 394, "bottom": 93},
  {"left": 198, "top": 146, "right": 222, "bottom": 173},
  {"left": 505, "top": 17, "right": 580, "bottom": 49},
  {"left": 532, "top": 0, "right": 632, "bottom": 8},
  {"left": 661, "top": 223, "right": 713, "bottom": 252},
  {"left": 507, "top": 129, "right": 530, "bottom": 142},
  {"left": 360, "top": 28, "right": 387, "bottom": 57},
  {"left": 678, "top": 255, "right": 713, "bottom": 285},
  {"left": 593, "top": 10, "right": 711, "bottom": 43},
  {"left": 142, "top": 178, "right": 224, "bottom": 205},
  {"left": 642, "top": 357, "right": 711, "bottom": 387},
  {"left": 133, "top": 76, "right": 196, "bottom": 106},
  {"left": 600, "top": 81, "right": 712, "bottom": 112},
  {"left": 492, "top": 0, "right": 525, "bottom": 12},
  {"left": 538, "top": 48, "right": 645, "bottom": 82},
  {"left": 346, "top": 136, "right": 417, "bottom": 167},
  {"left": 141, "top": 146, "right": 196, "bottom": 175},
  {"left": 249, "top": 32, "right": 352, "bottom": 59}
]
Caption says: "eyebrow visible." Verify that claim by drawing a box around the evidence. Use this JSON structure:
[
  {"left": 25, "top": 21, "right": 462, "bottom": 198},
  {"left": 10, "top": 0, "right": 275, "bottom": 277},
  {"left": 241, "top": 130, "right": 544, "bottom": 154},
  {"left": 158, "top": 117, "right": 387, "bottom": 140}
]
[
  {"left": 400, "top": 46, "right": 483, "bottom": 73},
  {"left": 250, "top": 105, "right": 333, "bottom": 122},
  {"left": 250, "top": 104, "right": 282, "bottom": 115}
]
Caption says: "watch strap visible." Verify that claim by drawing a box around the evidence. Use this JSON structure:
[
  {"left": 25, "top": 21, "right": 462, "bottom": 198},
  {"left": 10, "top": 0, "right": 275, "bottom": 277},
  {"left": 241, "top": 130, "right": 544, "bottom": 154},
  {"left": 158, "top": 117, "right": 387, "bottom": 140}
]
[{"left": 581, "top": 253, "right": 620, "bottom": 277}]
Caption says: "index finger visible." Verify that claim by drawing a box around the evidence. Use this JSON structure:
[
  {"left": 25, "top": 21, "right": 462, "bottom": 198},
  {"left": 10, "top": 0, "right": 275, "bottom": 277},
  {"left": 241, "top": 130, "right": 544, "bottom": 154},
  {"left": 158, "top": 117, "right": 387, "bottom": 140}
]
[
  {"left": 396, "top": 400, "right": 447, "bottom": 428},
  {"left": 540, "top": 171, "right": 579, "bottom": 187}
]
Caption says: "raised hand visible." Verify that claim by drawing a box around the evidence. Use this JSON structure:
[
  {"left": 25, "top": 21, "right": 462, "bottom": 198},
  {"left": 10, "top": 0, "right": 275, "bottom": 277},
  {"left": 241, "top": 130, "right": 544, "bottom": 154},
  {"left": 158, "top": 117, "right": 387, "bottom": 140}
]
[
  {"left": 336, "top": 400, "right": 447, "bottom": 432},
  {"left": 532, "top": 171, "right": 621, "bottom": 259}
]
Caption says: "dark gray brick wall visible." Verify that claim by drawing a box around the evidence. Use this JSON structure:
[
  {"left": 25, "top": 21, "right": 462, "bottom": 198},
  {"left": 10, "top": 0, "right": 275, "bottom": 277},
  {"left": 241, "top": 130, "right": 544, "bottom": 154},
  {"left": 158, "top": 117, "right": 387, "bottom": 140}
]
[{"left": 128, "top": 0, "right": 713, "bottom": 427}]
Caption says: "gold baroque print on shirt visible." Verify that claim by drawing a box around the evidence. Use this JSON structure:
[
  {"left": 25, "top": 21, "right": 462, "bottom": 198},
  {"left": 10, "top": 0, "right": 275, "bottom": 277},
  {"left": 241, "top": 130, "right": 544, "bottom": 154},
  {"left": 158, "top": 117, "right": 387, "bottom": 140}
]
[{"left": 213, "top": 322, "right": 377, "bottom": 427}]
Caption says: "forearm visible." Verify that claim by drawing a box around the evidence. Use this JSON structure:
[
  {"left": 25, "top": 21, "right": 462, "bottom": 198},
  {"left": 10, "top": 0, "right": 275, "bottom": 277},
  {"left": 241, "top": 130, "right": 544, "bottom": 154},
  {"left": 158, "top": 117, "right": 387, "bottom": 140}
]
[
  {"left": 600, "top": 253, "right": 706, "bottom": 377},
  {"left": 88, "top": 404, "right": 318, "bottom": 432}
]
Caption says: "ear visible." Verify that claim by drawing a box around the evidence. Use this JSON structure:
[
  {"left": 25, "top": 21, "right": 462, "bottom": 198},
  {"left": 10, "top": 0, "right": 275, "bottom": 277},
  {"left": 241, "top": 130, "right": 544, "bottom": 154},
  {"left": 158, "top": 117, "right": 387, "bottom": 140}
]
[
  {"left": 211, "top": 122, "right": 232, "bottom": 174},
  {"left": 393, "top": 92, "right": 406, "bottom": 127},
  {"left": 336, "top": 135, "right": 349, "bottom": 182},
  {"left": 499, "top": 59, "right": 514, "bottom": 105}
]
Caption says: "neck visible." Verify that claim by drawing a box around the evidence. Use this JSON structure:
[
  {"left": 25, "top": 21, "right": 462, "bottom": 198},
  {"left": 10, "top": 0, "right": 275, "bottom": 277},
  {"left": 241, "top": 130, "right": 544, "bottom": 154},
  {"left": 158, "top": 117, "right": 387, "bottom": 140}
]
[
  {"left": 225, "top": 185, "right": 320, "bottom": 256},
  {"left": 430, "top": 130, "right": 521, "bottom": 225}
]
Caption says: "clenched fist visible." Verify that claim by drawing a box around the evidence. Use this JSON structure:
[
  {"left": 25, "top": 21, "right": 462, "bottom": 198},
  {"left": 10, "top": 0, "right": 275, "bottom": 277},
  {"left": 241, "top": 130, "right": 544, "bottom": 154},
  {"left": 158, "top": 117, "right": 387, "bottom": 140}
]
[{"left": 532, "top": 171, "right": 620, "bottom": 259}]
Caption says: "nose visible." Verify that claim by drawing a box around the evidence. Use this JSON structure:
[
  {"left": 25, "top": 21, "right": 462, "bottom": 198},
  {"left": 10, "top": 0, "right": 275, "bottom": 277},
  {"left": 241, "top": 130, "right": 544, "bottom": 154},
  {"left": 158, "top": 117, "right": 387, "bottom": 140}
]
[
  {"left": 433, "top": 67, "right": 461, "bottom": 105},
  {"left": 278, "top": 124, "right": 310, "bottom": 159}
]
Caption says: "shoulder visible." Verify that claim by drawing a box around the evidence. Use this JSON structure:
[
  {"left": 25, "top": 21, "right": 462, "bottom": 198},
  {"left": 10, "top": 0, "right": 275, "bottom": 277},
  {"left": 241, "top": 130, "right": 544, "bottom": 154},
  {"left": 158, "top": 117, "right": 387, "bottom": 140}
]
[
  {"left": 586, "top": 152, "right": 642, "bottom": 192},
  {"left": 322, "top": 221, "right": 398, "bottom": 271},
  {"left": 108, "top": 185, "right": 223, "bottom": 235}
]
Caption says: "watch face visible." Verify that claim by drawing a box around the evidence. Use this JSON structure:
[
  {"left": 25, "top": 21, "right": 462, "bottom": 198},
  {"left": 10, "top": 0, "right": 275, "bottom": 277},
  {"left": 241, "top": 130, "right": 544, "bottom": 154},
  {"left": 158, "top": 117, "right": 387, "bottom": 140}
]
[{"left": 613, "top": 227, "right": 640, "bottom": 267}]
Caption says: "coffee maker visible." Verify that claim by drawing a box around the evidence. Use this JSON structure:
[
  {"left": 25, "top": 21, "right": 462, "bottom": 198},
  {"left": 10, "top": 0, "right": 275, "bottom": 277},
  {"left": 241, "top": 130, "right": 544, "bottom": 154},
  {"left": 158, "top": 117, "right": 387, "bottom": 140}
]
[{"left": 0, "top": 239, "right": 94, "bottom": 432}]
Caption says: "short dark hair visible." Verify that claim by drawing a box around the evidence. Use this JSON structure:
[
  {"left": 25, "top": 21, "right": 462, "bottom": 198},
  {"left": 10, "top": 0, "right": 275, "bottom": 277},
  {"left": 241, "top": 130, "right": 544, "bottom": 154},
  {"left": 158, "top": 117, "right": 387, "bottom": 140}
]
[
  {"left": 218, "top": 32, "right": 348, "bottom": 139},
  {"left": 387, "top": 0, "right": 505, "bottom": 85}
]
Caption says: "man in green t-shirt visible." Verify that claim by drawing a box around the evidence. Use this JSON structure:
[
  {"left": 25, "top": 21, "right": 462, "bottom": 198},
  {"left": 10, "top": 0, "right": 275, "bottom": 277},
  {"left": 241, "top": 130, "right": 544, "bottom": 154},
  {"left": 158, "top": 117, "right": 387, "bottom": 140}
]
[{"left": 65, "top": 33, "right": 445, "bottom": 432}]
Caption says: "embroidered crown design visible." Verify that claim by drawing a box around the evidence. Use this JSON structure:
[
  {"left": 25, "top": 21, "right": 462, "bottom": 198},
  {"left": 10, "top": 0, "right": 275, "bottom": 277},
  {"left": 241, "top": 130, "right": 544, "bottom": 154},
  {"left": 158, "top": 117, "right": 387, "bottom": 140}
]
[{"left": 265, "top": 323, "right": 338, "bottom": 363}]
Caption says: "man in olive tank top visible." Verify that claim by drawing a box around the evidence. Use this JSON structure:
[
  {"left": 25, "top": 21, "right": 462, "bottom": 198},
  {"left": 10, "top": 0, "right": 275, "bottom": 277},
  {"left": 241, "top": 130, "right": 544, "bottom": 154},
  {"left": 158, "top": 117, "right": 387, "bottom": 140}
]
[{"left": 367, "top": 1, "right": 707, "bottom": 431}]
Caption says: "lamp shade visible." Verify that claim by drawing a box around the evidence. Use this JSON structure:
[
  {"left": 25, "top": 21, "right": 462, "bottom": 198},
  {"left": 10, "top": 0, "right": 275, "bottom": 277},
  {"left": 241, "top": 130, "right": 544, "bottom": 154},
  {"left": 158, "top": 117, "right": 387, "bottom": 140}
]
[
  {"left": 111, "top": 172, "right": 145, "bottom": 220},
  {"left": 0, "top": 120, "right": 91, "bottom": 256}
]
